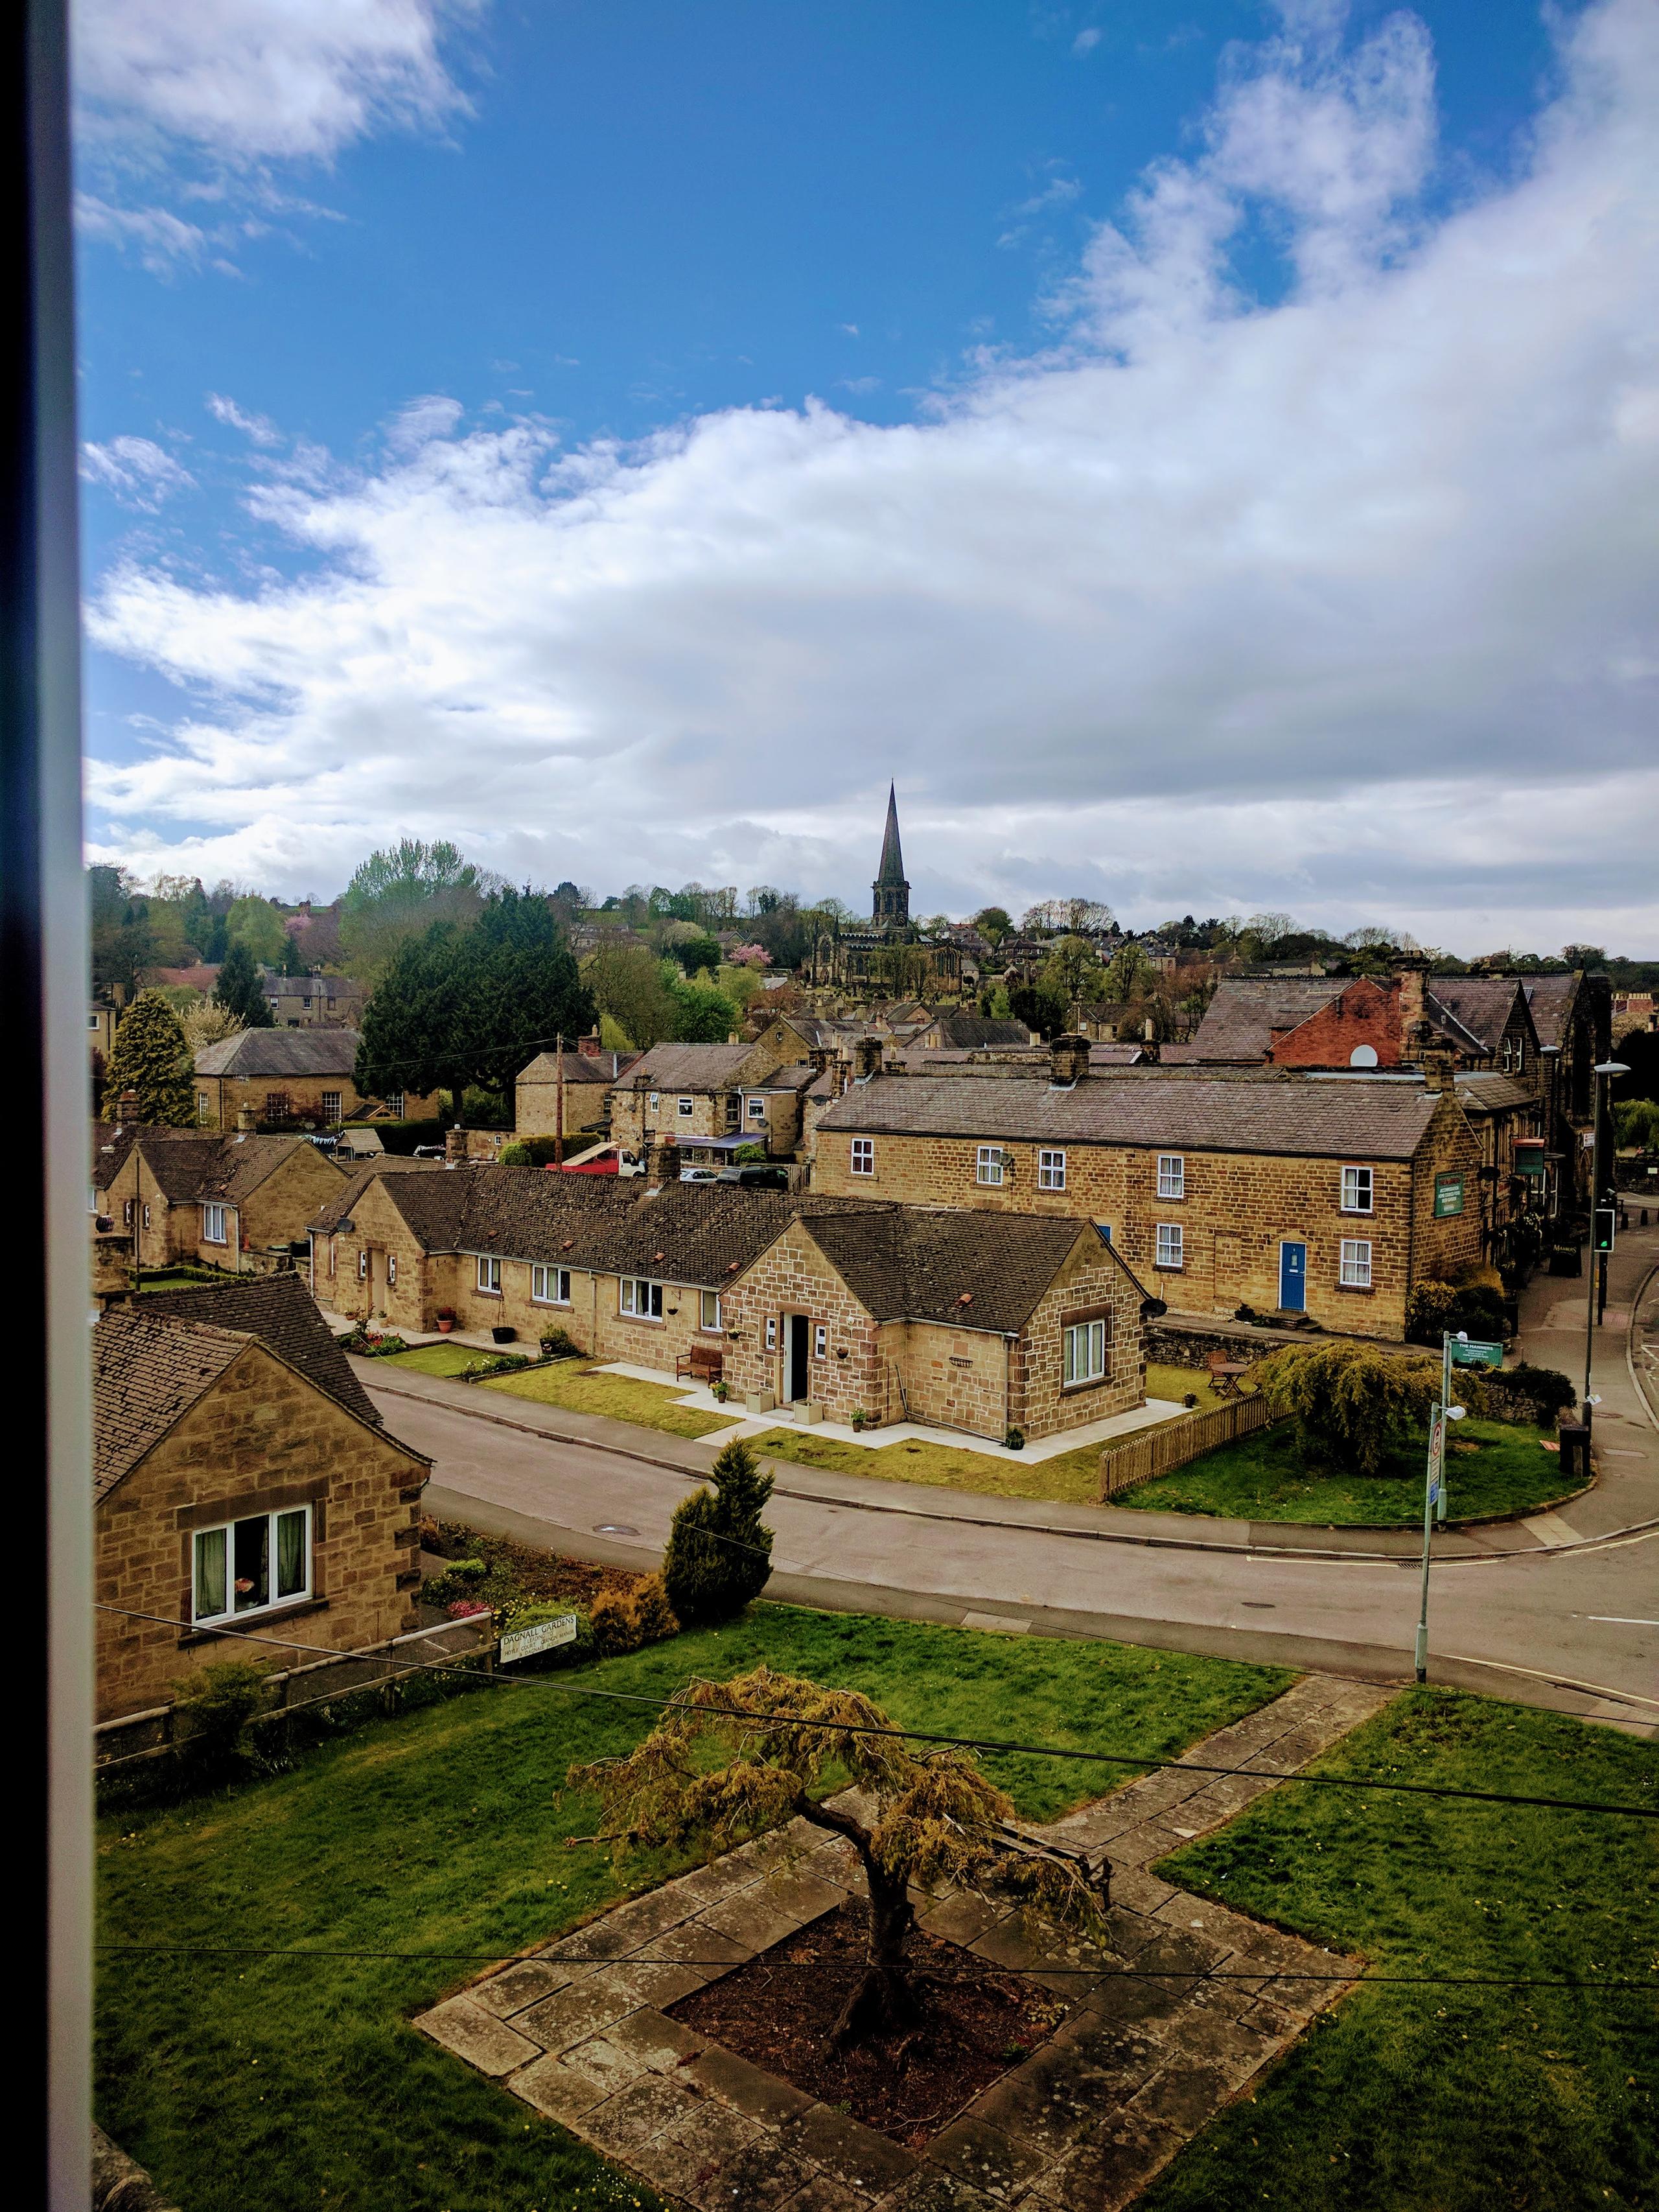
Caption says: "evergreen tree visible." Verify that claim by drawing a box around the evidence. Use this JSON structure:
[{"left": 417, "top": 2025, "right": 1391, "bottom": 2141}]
[
  {"left": 214, "top": 940, "right": 273, "bottom": 1027},
  {"left": 103, "top": 990, "right": 196, "bottom": 1125},
  {"left": 661, "top": 1436, "right": 774, "bottom": 1624}
]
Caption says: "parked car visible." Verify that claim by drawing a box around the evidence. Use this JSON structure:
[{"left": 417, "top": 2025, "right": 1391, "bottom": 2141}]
[
  {"left": 679, "top": 1166, "right": 722, "bottom": 1183},
  {"left": 716, "top": 1164, "right": 789, "bottom": 1191},
  {"left": 412, "top": 1144, "right": 447, "bottom": 1158}
]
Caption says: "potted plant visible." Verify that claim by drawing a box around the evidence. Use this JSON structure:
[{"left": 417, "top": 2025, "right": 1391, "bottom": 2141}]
[
  {"left": 850, "top": 1407, "right": 868, "bottom": 1432},
  {"left": 435, "top": 1307, "right": 456, "bottom": 1334},
  {"left": 1004, "top": 1425, "right": 1025, "bottom": 1450},
  {"left": 711, "top": 1380, "right": 730, "bottom": 1402}
]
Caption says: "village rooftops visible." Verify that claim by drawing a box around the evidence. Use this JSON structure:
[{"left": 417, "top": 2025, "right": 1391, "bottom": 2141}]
[
  {"left": 616, "top": 1043, "right": 756, "bottom": 1090},
  {"left": 119, "top": 1130, "right": 338, "bottom": 1208},
  {"left": 1182, "top": 977, "right": 1348, "bottom": 1060},
  {"left": 135, "top": 1270, "right": 383, "bottom": 1430},
  {"left": 815, "top": 1068, "right": 1446, "bottom": 1161},
  {"left": 800, "top": 1207, "right": 1147, "bottom": 1336},
  {"left": 194, "top": 1027, "right": 364, "bottom": 1079},
  {"left": 516, "top": 1046, "right": 636, "bottom": 1086}
]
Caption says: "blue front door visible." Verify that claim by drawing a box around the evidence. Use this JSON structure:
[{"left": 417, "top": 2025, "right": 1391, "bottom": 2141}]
[{"left": 1279, "top": 1240, "right": 1307, "bottom": 1311}]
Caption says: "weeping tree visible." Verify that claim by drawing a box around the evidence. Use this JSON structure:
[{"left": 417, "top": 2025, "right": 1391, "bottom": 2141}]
[
  {"left": 1253, "top": 1341, "right": 1483, "bottom": 1476},
  {"left": 568, "top": 1664, "right": 1102, "bottom": 2050}
]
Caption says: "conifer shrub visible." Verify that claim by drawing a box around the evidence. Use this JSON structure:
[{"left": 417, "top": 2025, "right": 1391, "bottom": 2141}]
[
  {"left": 102, "top": 989, "right": 196, "bottom": 1125},
  {"left": 662, "top": 1436, "right": 775, "bottom": 1624}
]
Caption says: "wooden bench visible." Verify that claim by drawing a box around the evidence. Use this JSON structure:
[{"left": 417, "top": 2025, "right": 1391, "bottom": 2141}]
[{"left": 676, "top": 1344, "right": 724, "bottom": 1386}]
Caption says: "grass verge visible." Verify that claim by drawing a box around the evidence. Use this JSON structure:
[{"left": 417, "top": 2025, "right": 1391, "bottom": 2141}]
[
  {"left": 480, "top": 1360, "right": 740, "bottom": 1439},
  {"left": 1114, "top": 1415, "right": 1590, "bottom": 1524},
  {"left": 95, "top": 1606, "right": 1288, "bottom": 2212},
  {"left": 1143, "top": 1688, "right": 1658, "bottom": 2212},
  {"left": 377, "top": 1341, "right": 502, "bottom": 1379}
]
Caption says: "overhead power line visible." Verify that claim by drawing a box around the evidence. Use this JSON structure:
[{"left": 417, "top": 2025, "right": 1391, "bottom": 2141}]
[{"left": 95, "top": 1603, "right": 1659, "bottom": 1822}]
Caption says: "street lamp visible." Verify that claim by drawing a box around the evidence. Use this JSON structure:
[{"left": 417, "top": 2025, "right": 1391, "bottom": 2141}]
[{"left": 1583, "top": 1058, "right": 1630, "bottom": 1425}]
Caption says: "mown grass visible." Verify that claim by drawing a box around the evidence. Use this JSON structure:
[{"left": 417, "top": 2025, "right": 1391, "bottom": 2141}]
[
  {"left": 96, "top": 1606, "right": 1286, "bottom": 2212},
  {"left": 378, "top": 1340, "right": 502, "bottom": 1379},
  {"left": 481, "top": 1360, "right": 740, "bottom": 1439},
  {"left": 1116, "top": 1415, "right": 1590, "bottom": 1525},
  {"left": 1144, "top": 1688, "right": 1658, "bottom": 2212},
  {"left": 754, "top": 1364, "right": 1211, "bottom": 1507}
]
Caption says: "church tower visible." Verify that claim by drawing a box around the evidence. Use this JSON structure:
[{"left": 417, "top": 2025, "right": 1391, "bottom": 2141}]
[{"left": 871, "top": 783, "right": 911, "bottom": 930}]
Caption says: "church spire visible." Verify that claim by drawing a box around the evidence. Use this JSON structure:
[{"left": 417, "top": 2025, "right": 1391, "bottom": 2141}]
[{"left": 872, "top": 782, "right": 911, "bottom": 929}]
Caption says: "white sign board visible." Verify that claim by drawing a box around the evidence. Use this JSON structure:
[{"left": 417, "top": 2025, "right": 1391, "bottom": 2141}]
[{"left": 499, "top": 1614, "right": 579, "bottom": 1664}]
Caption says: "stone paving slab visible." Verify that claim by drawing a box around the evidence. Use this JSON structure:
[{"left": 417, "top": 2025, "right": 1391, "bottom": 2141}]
[{"left": 415, "top": 1672, "right": 1389, "bottom": 2209}]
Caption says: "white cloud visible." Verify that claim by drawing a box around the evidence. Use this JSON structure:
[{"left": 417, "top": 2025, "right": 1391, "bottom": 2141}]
[
  {"left": 207, "top": 392, "right": 282, "bottom": 445},
  {"left": 79, "top": 435, "right": 196, "bottom": 509},
  {"left": 75, "top": 190, "right": 206, "bottom": 270},
  {"left": 85, "top": 0, "right": 1659, "bottom": 946},
  {"left": 1073, "top": 28, "right": 1102, "bottom": 57}
]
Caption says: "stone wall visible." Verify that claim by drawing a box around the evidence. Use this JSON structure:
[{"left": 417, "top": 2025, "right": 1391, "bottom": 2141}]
[
  {"left": 95, "top": 1338, "right": 426, "bottom": 1721},
  {"left": 198, "top": 1072, "right": 439, "bottom": 1131},
  {"left": 724, "top": 1220, "right": 885, "bottom": 1421},
  {"left": 1010, "top": 1240, "right": 1145, "bottom": 1441}
]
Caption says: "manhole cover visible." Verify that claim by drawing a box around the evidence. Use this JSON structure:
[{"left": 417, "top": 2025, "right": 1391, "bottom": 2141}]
[{"left": 594, "top": 1523, "right": 639, "bottom": 1536}]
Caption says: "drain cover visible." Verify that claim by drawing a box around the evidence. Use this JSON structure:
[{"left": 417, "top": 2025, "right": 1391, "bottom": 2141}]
[{"left": 594, "top": 1523, "right": 639, "bottom": 1536}]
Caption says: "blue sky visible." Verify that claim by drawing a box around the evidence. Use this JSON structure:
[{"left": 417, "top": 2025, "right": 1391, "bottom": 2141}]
[{"left": 74, "top": 0, "right": 1658, "bottom": 950}]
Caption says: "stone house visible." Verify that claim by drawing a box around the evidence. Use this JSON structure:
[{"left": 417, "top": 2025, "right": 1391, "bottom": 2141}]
[
  {"left": 1176, "top": 964, "right": 1540, "bottom": 1077},
  {"left": 101, "top": 1126, "right": 347, "bottom": 1274},
  {"left": 516, "top": 1043, "right": 640, "bottom": 1141},
  {"left": 93, "top": 1275, "right": 429, "bottom": 1721},
  {"left": 719, "top": 1205, "right": 1150, "bottom": 1441},
  {"left": 259, "top": 969, "right": 367, "bottom": 1029},
  {"left": 809, "top": 1040, "right": 1483, "bottom": 1340},
  {"left": 193, "top": 1027, "right": 439, "bottom": 1132},
  {"left": 1522, "top": 972, "right": 1613, "bottom": 1212},
  {"left": 1452, "top": 1071, "right": 1548, "bottom": 1269},
  {"left": 607, "top": 1037, "right": 800, "bottom": 1164}
]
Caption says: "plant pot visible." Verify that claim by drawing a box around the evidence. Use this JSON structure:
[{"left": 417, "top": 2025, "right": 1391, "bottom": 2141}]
[
  {"left": 491, "top": 1325, "right": 516, "bottom": 1345},
  {"left": 436, "top": 1319, "right": 454, "bottom": 1333}
]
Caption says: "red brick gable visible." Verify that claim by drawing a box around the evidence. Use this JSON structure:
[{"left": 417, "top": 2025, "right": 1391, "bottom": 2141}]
[{"left": 1266, "top": 977, "right": 1404, "bottom": 1068}]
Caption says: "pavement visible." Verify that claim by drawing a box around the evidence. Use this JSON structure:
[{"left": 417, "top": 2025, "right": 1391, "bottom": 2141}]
[{"left": 360, "top": 1226, "right": 1659, "bottom": 1732}]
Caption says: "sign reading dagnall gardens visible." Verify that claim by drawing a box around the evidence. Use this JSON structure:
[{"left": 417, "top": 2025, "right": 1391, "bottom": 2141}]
[
  {"left": 499, "top": 1614, "right": 579, "bottom": 1664},
  {"left": 1433, "top": 1170, "right": 1466, "bottom": 1218}
]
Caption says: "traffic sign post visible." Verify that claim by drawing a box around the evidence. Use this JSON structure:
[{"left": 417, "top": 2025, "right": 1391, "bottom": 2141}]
[{"left": 1415, "top": 1402, "right": 1444, "bottom": 1682}]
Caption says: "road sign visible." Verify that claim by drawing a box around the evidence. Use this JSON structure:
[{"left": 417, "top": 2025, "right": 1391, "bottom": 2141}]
[
  {"left": 500, "top": 1613, "right": 579, "bottom": 1664},
  {"left": 1450, "top": 1339, "right": 1504, "bottom": 1369}
]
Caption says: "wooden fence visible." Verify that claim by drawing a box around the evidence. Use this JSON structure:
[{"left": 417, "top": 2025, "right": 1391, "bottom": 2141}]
[{"left": 1100, "top": 1392, "right": 1276, "bottom": 1501}]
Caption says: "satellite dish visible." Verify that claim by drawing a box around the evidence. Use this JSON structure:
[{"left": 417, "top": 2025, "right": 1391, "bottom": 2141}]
[{"left": 1350, "top": 1044, "right": 1380, "bottom": 1067}]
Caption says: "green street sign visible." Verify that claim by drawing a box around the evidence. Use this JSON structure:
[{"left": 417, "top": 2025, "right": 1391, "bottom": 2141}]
[
  {"left": 1450, "top": 1339, "right": 1504, "bottom": 1369},
  {"left": 1433, "top": 1171, "right": 1466, "bottom": 1218}
]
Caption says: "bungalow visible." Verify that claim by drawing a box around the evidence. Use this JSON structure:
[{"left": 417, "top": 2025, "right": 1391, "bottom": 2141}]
[
  {"left": 93, "top": 1274, "right": 430, "bottom": 1720},
  {"left": 193, "top": 1027, "right": 439, "bottom": 1132},
  {"left": 101, "top": 1126, "right": 347, "bottom": 1275}
]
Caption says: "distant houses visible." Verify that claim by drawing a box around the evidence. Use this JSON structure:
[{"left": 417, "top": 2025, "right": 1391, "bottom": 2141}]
[{"left": 192, "top": 1027, "right": 439, "bottom": 1132}]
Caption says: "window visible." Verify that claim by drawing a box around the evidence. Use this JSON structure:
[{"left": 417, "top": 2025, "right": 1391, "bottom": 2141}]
[
  {"left": 621, "top": 1277, "right": 664, "bottom": 1319},
  {"left": 321, "top": 1090, "right": 342, "bottom": 1124},
  {"left": 88, "top": 1183, "right": 98, "bottom": 1214},
  {"left": 87, "top": 1010, "right": 100, "bottom": 1029},
  {"left": 1157, "top": 1154, "right": 1185, "bottom": 1200},
  {"left": 358, "top": 1248, "right": 368, "bottom": 1279},
  {"left": 677, "top": 1095, "right": 694, "bottom": 1118},
  {"left": 765, "top": 1315, "right": 778, "bottom": 1350},
  {"left": 264, "top": 1090, "right": 292, "bottom": 1124},
  {"left": 141, "top": 1204, "right": 151, "bottom": 1230},
  {"left": 813, "top": 1322, "right": 828, "bottom": 1359},
  {"left": 1063, "top": 1318, "right": 1108, "bottom": 1386},
  {"left": 975, "top": 1144, "right": 1005, "bottom": 1186},
  {"left": 192, "top": 1505, "right": 311, "bottom": 1624},
  {"left": 1340, "top": 1165, "right": 1373, "bottom": 1215},
  {"left": 196, "top": 1091, "right": 210, "bottom": 1123},
  {"left": 203, "top": 1203, "right": 227, "bottom": 1244},
  {"left": 387, "top": 1253, "right": 397, "bottom": 1287},
  {"left": 700, "top": 1289, "right": 723, "bottom": 1331},
  {"left": 1155, "top": 1222, "right": 1183, "bottom": 1270},
  {"left": 745, "top": 1095, "right": 767, "bottom": 1123},
  {"left": 476, "top": 1255, "right": 502, "bottom": 1294},
  {"left": 1340, "top": 1239, "right": 1373, "bottom": 1289},
  {"left": 122, "top": 1198, "right": 134, "bottom": 1227},
  {"left": 386, "top": 1091, "right": 405, "bottom": 1119},
  {"left": 850, "top": 1137, "right": 874, "bottom": 1177},
  {"left": 532, "top": 1264, "right": 571, "bottom": 1305},
  {"left": 1038, "top": 1148, "right": 1067, "bottom": 1191}
]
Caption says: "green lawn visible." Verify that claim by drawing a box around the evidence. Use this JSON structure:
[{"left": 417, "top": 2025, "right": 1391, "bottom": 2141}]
[
  {"left": 377, "top": 1340, "right": 505, "bottom": 1379},
  {"left": 133, "top": 1268, "right": 221, "bottom": 1293},
  {"left": 754, "top": 1363, "right": 1218, "bottom": 1508},
  {"left": 96, "top": 1607, "right": 1288, "bottom": 2212},
  {"left": 1143, "top": 1688, "right": 1658, "bottom": 2212},
  {"left": 481, "top": 1360, "right": 740, "bottom": 1439},
  {"left": 1116, "top": 1416, "right": 1590, "bottom": 1526}
]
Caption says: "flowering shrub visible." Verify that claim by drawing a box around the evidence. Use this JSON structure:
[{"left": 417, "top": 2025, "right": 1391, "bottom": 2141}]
[{"left": 445, "top": 1597, "right": 493, "bottom": 1620}]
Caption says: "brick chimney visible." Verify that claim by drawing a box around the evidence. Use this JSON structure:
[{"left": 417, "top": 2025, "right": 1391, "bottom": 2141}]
[
  {"left": 117, "top": 1086, "right": 140, "bottom": 1126},
  {"left": 1050, "top": 1033, "right": 1090, "bottom": 1086},
  {"left": 852, "top": 1038, "right": 883, "bottom": 1082}
]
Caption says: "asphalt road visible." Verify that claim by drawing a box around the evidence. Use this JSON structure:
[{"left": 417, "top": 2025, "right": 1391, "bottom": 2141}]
[{"left": 369, "top": 1228, "right": 1659, "bottom": 1733}]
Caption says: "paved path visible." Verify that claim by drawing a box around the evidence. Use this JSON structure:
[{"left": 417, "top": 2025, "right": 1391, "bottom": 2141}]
[
  {"left": 365, "top": 1230, "right": 1659, "bottom": 1730},
  {"left": 419, "top": 1675, "right": 1394, "bottom": 2212}
]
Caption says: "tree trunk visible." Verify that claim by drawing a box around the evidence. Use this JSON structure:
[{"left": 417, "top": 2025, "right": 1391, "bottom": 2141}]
[{"left": 828, "top": 1853, "right": 922, "bottom": 2051}]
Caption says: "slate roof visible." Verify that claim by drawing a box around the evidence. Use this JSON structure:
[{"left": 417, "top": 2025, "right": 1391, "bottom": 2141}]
[
  {"left": 137, "top": 1271, "right": 386, "bottom": 1432},
  {"left": 518, "top": 1047, "right": 636, "bottom": 1086},
  {"left": 133, "top": 1132, "right": 339, "bottom": 1207},
  {"left": 817, "top": 1070, "right": 1444, "bottom": 1161},
  {"left": 1183, "top": 979, "right": 1347, "bottom": 1061},
  {"left": 615, "top": 1043, "right": 754, "bottom": 1091},
  {"left": 930, "top": 1016, "right": 1033, "bottom": 1049},
  {"left": 1453, "top": 1073, "right": 1538, "bottom": 1116},
  {"left": 1089, "top": 1042, "right": 1146, "bottom": 1065},
  {"left": 800, "top": 1209, "right": 1133, "bottom": 1334},
  {"left": 1424, "top": 979, "right": 1525, "bottom": 1054},
  {"left": 1522, "top": 975, "right": 1578, "bottom": 1049},
  {"left": 194, "top": 1028, "right": 364, "bottom": 1078},
  {"left": 93, "top": 1306, "right": 247, "bottom": 1500}
]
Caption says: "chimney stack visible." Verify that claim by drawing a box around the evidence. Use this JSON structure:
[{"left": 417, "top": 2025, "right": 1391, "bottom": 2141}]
[
  {"left": 117, "top": 1086, "right": 141, "bottom": 1126},
  {"left": 1050, "top": 1033, "right": 1090, "bottom": 1086},
  {"left": 1395, "top": 953, "right": 1432, "bottom": 1047},
  {"left": 852, "top": 1038, "right": 883, "bottom": 1082},
  {"left": 1422, "top": 1045, "right": 1455, "bottom": 1095}
]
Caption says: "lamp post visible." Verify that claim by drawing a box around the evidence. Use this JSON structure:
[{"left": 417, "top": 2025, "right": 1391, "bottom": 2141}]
[{"left": 1583, "top": 1059, "right": 1630, "bottom": 1428}]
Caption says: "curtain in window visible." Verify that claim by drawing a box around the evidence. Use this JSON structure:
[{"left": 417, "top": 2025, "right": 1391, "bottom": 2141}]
[
  {"left": 194, "top": 1528, "right": 227, "bottom": 1620},
  {"left": 275, "top": 1509, "right": 308, "bottom": 1599}
]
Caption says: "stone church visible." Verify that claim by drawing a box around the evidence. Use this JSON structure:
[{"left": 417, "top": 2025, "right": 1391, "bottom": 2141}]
[{"left": 805, "top": 784, "right": 962, "bottom": 1000}]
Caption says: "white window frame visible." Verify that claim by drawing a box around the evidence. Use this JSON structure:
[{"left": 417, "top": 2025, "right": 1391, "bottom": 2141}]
[
  {"left": 1340, "top": 1239, "right": 1373, "bottom": 1289},
  {"left": 1038, "top": 1148, "right": 1067, "bottom": 1191},
  {"left": 975, "top": 1144, "right": 1005, "bottom": 1187},
  {"left": 765, "top": 1314, "right": 778, "bottom": 1350},
  {"left": 699, "top": 1289, "right": 723, "bottom": 1332},
  {"left": 531, "top": 1264, "right": 572, "bottom": 1306},
  {"left": 357, "top": 1248, "right": 368, "bottom": 1279},
  {"left": 813, "top": 1322, "right": 828, "bottom": 1359},
  {"left": 196, "top": 1092, "right": 211, "bottom": 1124},
  {"left": 850, "top": 1137, "right": 874, "bottom": 1178},
  {"left": 385, "top": 1091, "right": 404, "bottom": 1119},
  {"left": 745, "top": 1094, "right": 767, "bottom": 1123},
  {"left": 321, "top": 1090, "right": 342, "bottom": 1124},
  {"left": 677, "top": 1095, "right": 695, "bottom": 1119},
  {"left": 387, "top": 1253, "right": 397, "bottom": 1287},
  {"left": 192, "top": 1503, "right": 312, "bottom": 1626},
  {"left": 87, "top": 1010, "right": 100, "bottom": 1030},
  {"left": 1155, "top": 1222, "right": 1184, "bottom": 1270},
  {"left": 202, "top": 1202, "right": 228, "bottom": 1244},
  {"left": 1062, "top": 1318, "right": 1108, "bottom": 1386},
  {"left": 621, "top": 1277, "right": 664, "bottom": 1320},
  {"left": 476, "top": 1254, "right": 502, "bottom": 1294},
  {"left": 1340, "top": 1165, "right": 1374, "bottom": 1215},
  {"left": 122, "top": 1198, "right": 134, "bottom": 1227},
  {"left": 1157, "top": 1154, "right": 1185, "bottom": 1200}
]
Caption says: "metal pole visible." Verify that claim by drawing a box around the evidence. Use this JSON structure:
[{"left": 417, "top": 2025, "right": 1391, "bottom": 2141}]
[
  {"left": 1415, "top": 1400, "right": 1441, "bottom": 1683},
  {"left": 1583, "top": 1067, "right": 1602, "bottom": 1426},
  {"left": 554, "top": 1031, "right": 564, "bottom": 1168},
  {"left": 1437, "top": 1331, "right": 1452, "bottom": 1524}
]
